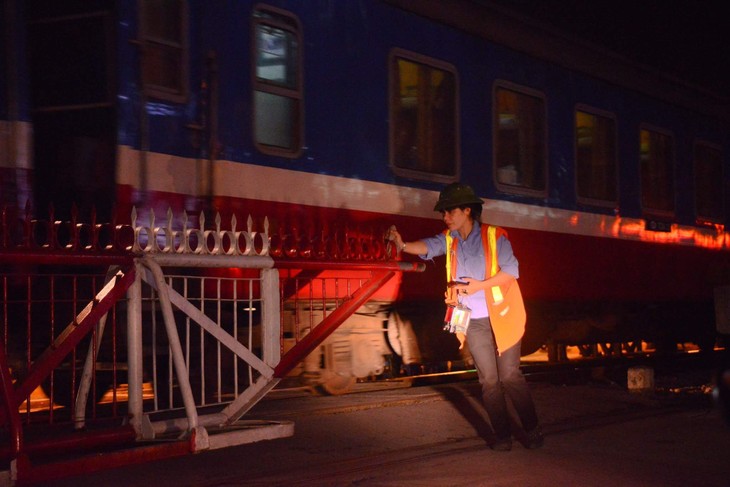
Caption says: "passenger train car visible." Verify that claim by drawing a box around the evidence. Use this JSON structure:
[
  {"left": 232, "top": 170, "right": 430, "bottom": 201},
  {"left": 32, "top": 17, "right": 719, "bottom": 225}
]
[{"left": 2, "top": 0, "right": 729, "bottom": 389}]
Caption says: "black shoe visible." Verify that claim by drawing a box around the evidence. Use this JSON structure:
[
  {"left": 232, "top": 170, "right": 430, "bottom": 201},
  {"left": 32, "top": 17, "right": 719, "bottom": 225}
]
[
  {"left": 524, "top": 427, "right": 544, "bottom": 449},
  {"left": 490, "top": 437, "right": 512, "bottom": 451}
]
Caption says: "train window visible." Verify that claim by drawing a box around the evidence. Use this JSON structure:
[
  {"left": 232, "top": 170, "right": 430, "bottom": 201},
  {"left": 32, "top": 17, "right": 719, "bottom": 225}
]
[
  {"left": 389, "top": 50, "right": 458, "bottom": 182},
  {"left": 640, "top": 127, "right": 675, "bottom": 215},
  {"left": 575, "top": 107, "right": 618, "bottom": 206},
  {"left": 493, "top": 83, "right": 547, "bottom": 196},
  {"left": 139, "top": 0, "right": 188, "bottom": 102},
  {"left": 252, "top": 6, "right": 303, "bottom": 157},
  {"left": 694, "top": 141, "right": 724, "bottom": 224}
]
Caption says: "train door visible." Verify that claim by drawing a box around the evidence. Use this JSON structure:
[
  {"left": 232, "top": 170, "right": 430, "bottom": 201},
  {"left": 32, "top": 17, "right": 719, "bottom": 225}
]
[{"left": 26, "top": 0, "right": 116, "bottom": 221}]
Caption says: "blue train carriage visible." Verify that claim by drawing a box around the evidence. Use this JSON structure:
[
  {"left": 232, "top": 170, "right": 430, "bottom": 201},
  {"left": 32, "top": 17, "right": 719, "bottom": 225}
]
[
  {"left": 0, "top": 0, "right": 32, "bottom": 212},
  {"left": 2, "top": 1, "right": 729, "bottom": 392}
]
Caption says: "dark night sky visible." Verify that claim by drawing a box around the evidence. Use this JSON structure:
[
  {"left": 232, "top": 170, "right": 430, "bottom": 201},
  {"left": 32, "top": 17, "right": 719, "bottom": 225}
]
[{"left": 489, "top": 0, "right": 730, "bottom": 96}]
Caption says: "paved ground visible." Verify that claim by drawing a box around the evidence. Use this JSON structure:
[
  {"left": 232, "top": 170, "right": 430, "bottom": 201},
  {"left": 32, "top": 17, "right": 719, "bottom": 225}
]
[{"left": 43, "top": 364, "right": 730, "bottom": 487}]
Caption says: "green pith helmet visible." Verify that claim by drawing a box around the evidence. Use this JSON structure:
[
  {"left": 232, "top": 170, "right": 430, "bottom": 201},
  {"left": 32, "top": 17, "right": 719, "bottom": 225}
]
[{"left": 433, "top": 183, "right": 483, "bottom": 211}]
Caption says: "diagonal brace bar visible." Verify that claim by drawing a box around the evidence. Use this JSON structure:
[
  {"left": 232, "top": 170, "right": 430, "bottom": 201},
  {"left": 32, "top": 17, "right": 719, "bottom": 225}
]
[
  {"left": 141, "top": 266, "right": 273, "bottom": 379},
  {"left": 273, "top": 270, "right": 395, "bottom": 378},
  {"left": 14, "top": 267, "right": 136, "bottom": 406}
]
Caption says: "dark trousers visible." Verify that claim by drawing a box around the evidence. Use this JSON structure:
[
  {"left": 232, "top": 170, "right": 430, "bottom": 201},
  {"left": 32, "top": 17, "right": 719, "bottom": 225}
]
[{"left": 467, "top": 317, "right": 539, "bottom": 440}]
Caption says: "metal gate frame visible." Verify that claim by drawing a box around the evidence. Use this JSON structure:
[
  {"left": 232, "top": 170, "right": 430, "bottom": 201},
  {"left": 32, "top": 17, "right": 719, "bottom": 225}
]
[{"left": 1, "top": 206, "right": 424, "bottom": 484}]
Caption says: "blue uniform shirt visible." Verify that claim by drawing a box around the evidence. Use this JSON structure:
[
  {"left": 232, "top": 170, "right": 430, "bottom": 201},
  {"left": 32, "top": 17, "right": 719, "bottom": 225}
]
[{"left": 419, "top": 222, "right": 519, "bottom": 319}]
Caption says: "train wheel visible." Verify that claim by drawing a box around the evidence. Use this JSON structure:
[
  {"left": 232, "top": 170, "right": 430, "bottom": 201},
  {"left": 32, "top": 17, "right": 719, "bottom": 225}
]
[
  {"left": 546, "top": 342, "right": 567, "bottom": 362},
  {"left": 578, "top": 344, "right": 598, "bottom": 358},
  {"left": 312, "top": 342, "right": 357, "bottom": 395},
  {"left": 521, "top": 313, "right": 551, "bottom": 357},
  {"left": 598, "top": 342, "right": 622, "bottom": 357},
  {"left": 623, "top": 341, "right": 642, "bottom": 354},
  {"left": 318, "top": 373, "right": 356, "bottom": 395}
]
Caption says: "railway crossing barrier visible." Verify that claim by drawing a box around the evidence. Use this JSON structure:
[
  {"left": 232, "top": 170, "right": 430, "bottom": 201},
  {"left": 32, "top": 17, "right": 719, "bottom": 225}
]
[{"left": 0, "top": 204, "right": 423, "bottom": 484}]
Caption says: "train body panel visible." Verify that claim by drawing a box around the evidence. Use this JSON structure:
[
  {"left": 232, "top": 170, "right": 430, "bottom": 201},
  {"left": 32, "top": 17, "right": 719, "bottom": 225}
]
[{"left": 2, "top": 0, "right": 730, "bottom": 387}]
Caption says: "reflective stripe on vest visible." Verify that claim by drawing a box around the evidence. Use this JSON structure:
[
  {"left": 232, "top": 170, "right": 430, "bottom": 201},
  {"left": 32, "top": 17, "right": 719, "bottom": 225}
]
[
  {"left": 486, "top": 225, "right": 504, "bottom": 303},
  {"left": 487, "top": 225, "right": 498, "bottom": 278},
  {"left": 445, "top": 231, "right": 455, "bottom": 302},
  {"left": 444, "top": 224, "right": 499, "bottom": 295}
]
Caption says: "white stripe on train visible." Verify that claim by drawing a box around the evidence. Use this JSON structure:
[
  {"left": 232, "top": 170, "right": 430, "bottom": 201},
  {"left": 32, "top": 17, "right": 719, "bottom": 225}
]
[{"left": 116, "top": 145, "right": 730, "bottom": 250}]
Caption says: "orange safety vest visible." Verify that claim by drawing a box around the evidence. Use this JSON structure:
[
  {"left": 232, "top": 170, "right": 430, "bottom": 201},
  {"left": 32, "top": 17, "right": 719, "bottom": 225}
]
[{"left": 445, "top": 224, "right": 526, "bottom": 354}]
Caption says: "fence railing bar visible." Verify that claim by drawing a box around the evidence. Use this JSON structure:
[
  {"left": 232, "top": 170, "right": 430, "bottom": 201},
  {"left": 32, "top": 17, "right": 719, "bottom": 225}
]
[{"left": 149, "top": 254, "right": 274, "bottom": 269}]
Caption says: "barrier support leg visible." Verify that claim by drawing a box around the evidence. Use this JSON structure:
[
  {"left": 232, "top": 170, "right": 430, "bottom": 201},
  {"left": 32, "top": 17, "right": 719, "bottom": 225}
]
[
  {"left": 143, "top": 257, "right": 206, "bottom": 447},
  {"left": 127, "top": 261, "right": 144, "bottom": 437}
]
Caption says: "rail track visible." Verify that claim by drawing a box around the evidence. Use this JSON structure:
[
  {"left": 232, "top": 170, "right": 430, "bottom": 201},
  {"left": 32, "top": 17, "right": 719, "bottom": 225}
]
[{"left": 267, "top": 347, "right": 722, "bottom": 400}]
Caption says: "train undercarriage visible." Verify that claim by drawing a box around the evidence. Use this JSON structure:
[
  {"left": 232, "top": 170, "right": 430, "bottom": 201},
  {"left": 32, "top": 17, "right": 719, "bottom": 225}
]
[{"left": 280, "top": 296, "right": 722, "bottom": 395}]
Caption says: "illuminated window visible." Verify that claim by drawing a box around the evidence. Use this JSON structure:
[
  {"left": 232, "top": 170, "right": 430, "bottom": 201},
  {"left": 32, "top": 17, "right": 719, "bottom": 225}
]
[
  {"left": 253, "top": 7, "right": 303, "bottom": 157},
  {"left": 390, "top": 50, "right": 458, "bottom": 181},
  {"left": 139, "top": 0, "right": 188, "bottom": 102},
  {"left": 575, "top": 108, "right": 617, "bottom": 205},
  {"left": 640, "top": 127, "right": 675, "bottom": 214},
  {"left": 694, "top": 141, "right": 723, "bottom": 223},
  {"left": 494, "top": 83, "right": 546, "bottom": 196}
]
